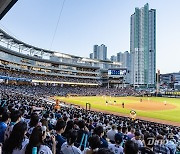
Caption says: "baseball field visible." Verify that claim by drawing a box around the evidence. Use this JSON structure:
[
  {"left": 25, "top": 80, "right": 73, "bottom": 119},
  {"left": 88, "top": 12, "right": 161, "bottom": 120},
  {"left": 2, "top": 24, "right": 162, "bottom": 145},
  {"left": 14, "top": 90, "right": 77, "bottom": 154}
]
[{"left": 54, "top": 96, "right": 180, "bottom": 126}]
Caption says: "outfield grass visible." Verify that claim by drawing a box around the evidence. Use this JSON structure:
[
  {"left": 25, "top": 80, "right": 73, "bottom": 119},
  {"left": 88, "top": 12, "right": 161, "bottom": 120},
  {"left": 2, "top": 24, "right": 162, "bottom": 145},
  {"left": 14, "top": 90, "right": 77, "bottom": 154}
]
[{"left": 55, "top": 96, "right": 180, "bottom": 123}]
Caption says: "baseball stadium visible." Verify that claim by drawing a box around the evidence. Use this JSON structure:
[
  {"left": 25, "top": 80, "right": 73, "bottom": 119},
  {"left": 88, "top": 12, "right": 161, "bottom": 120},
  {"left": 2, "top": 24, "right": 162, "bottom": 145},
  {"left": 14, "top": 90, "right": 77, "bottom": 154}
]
[
  {"left": 0, "top": 27, "right": 179, "bottom": 125},
  {"left": 0, "top": 1, "right": 180, "bottom": 154}
]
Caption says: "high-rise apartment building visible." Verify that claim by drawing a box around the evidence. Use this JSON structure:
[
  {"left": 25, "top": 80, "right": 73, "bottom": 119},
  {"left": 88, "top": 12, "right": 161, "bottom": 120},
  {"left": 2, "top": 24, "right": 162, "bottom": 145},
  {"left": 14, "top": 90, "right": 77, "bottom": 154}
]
[
  {"left": 116, "top": 51, "right": 130, "bottom": 69},
  {"left": 123, "top": 51, "right": 131, "bottom": 70},
  {"left": 89, "top": 53, "right": 93, "bottom": 59},
  {"left": 93, "top": 44, "right": 107, "bottom": 60},
  {"left": 98, "top": 44, "right": 107, "bottom": 60},
  {"left": 110, "top": 55, "right": 117, "bottom": 62},
  {"left": 117, "top": 52, "right": 123, "bottom": 63},
  {"left": 93, "top": 45, "right": 98, "bottom": 59},
  {"left": 130, "top": 3, "right": 156, "bottom": 87}
]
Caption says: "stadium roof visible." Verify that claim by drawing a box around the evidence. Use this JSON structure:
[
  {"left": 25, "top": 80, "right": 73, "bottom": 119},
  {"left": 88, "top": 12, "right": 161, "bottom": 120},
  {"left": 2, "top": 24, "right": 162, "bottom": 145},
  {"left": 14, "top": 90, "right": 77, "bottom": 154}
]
[
  {"left": 0, "top": 0, "right": 18, "bottom": 20},
  {"left": 0, "top": 28, "right": 121, "bottom": 67}
]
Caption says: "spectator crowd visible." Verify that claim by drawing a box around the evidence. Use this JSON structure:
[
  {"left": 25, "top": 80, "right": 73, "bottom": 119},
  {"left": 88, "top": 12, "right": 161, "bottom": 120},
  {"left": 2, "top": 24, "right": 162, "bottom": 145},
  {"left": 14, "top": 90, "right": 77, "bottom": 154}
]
[
  {"left": 0, "top": 84, "right": 179, "bottom": 154},
  {"left": 0, "top": 84, "right": 146, "bottom": 98},
  {"left": 0, "top": 68, "right": 99, "bottom": 84}
]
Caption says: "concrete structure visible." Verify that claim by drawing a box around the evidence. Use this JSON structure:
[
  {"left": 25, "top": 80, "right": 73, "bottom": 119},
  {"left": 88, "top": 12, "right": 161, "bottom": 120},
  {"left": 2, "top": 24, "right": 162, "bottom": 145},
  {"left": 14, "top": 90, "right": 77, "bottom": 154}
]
[{"left": 130, "top": 3, "right": 156, "bottom": 87}]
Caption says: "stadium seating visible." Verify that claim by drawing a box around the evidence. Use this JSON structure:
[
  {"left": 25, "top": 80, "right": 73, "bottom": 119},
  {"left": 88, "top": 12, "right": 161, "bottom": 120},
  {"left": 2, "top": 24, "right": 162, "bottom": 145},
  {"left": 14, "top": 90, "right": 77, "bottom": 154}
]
[{"left": 0, "top": 84, "right": 179, "bottom": 154}]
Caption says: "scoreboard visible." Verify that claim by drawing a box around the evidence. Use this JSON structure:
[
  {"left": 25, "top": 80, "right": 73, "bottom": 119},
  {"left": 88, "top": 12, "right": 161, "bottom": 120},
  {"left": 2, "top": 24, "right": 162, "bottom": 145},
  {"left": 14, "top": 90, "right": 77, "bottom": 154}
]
[{"left": 108, "top": 69, "right": 127, "bottom": 77}]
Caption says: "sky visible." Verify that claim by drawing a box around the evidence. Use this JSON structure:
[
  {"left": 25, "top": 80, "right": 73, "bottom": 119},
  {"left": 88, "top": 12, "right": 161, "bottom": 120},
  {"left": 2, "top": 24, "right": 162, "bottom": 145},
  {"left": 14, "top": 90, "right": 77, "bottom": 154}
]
[{"left": 0, "top": 0, "right": 180, "bottom": 74}]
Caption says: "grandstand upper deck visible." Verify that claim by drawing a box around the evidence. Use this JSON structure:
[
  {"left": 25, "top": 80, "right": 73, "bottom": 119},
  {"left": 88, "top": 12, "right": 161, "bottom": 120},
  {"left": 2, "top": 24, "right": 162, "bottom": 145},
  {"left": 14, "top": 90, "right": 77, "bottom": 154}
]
[
  {"left": 0, "top": 28, "right": 125, "bottom": 86},
  {"left": 0, "top": 28, "right": 121, "bottom": 69}
]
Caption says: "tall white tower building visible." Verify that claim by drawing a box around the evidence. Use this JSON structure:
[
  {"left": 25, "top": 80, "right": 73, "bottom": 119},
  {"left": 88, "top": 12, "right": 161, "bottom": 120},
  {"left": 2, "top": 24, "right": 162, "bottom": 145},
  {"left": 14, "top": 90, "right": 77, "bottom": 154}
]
[{"left": 130, "top": 3, "right": 156, "bottom": 87}]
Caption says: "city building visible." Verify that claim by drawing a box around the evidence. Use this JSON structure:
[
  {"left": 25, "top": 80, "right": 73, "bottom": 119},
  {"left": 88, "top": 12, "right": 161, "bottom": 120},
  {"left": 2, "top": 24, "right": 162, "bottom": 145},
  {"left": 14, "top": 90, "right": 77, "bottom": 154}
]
[
  {"left": 160, "top": 72, "right": 180, "bottom": 90},
  {"left": 98, "top": 44, "right": 107, "bottom": 60},
  {"left": 122, "top": 51, "right": 130, "bottom": 69},
  {"left": 130, "top": 3, "right": 156, "bottom": 87},
  {"left": 113, "top": 51, "right": 130, "bottom": 69},
  {"left": 92, "top": 44, "right": 107, "bottom": 60},
  {"left": 123, "top": 51, "right": 131, "bottom": 83},
  {"left": 110, "top": 55, "right": 117, "bottom": 62},
  {"left": 93, "top": 45, "right": 98, "bottom": 59},
  {"left": 89, "top": 53, "right": 93, "bottom": 59},
  {"left": 110, "top": 51, "right": 131, "bottom": 84},
  {"left": 117, "top": 52, "right": 123, "bottom": 63}
]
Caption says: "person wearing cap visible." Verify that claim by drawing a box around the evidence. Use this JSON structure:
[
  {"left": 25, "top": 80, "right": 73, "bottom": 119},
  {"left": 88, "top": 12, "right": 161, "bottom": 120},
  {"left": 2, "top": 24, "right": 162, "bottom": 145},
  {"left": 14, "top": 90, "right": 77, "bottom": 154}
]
[{"left": 108, "top": 133, "right": 123, "bottom": 154}]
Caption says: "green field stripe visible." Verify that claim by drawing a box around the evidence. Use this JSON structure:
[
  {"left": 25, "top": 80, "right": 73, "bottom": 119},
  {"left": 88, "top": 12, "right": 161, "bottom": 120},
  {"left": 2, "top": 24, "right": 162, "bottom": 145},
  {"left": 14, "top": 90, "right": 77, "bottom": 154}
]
[{"left": 55, "top": 96, "right": 180, "bottom": 123}]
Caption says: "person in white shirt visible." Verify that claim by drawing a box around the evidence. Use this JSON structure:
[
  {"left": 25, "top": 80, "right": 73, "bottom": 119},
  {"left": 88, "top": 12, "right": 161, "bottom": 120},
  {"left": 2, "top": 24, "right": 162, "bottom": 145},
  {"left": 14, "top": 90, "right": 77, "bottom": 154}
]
[
  {"left": 3, "top": 121, "right": 29, "bottom": 154},
  {"left": 108, "top": 133, "right": 124, "bottom": 154},
  {"left": 25, "top": 126, "right": 56, "bottom": 154},
  {"left": 27, "top": 112, "right": 39, "bottom": 136},
  {"left": 107, "top": 124, "right": 118, "bottom": 143},
  {"left": 61, "top": 130, "right": 82, "bottom": 154},
  {"left": 131, "top": 131, "right": 143, "bottom": 148}
]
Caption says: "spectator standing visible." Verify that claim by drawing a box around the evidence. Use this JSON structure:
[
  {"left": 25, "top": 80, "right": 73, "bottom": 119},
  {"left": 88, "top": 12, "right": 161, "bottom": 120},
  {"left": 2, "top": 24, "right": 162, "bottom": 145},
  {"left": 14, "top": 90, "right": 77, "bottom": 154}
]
[
  {"left": 61, "top": 130, "right": 82, "bottom": 154},
  {"left": 83, "top": 135, "right": 100, "bottom": 154},
  {"left": 4, "top": 110, "right": 22, "bottom": 141},
  {"left": 94, "top": 126, "right": 108, "bottom": 148},
  {"left": 154, "top": 135, "right": 170, "bottom": 154},
  {"left": 108, "top": 133, "right": 124, "bottom": 154},
  {"left": 3, "top": 121, "right": 29, "bottom": 154},
  {"left": 76, "top": 120, "right": 89, "bottom": 149},
  {"left": 107, "top": 124, "right": 118, "bottom": 143},
  {"left": 55, "top": 120, "right": 66, "bottom": 153},
  {"left": 0, "top": 112, "right": 9, "bottom": 143},
  {"left": 165, "top": 133, "right": 176, "bottom": 154},
  {"left": 131, "top": 131, "right": 143, "bottom": 148},
  {"left": 124, "top": 140, "right": 139, "bottom": 154},
  {"left": 127, "top": 128, "right": 135, "bottom": 139},
  {"left": 139, "top": 133, "right": 155, "bottom": 154},
  {"left": 25, "top": 126, "right": 56, "bottom": 154}
]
